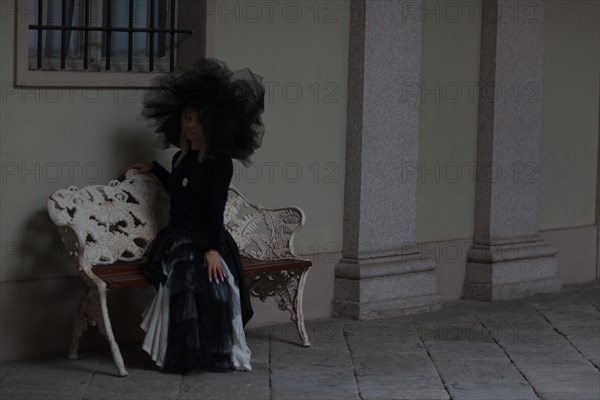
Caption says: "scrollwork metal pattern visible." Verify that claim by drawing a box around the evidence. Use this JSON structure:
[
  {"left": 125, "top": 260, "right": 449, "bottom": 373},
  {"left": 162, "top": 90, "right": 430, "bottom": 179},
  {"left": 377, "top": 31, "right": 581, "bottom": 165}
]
[
  {"left": 225, "top": 187, "right": 306, "bottom": 260},
  {"left": 47, "top": 170, "right": 169, "bottom": 268}
]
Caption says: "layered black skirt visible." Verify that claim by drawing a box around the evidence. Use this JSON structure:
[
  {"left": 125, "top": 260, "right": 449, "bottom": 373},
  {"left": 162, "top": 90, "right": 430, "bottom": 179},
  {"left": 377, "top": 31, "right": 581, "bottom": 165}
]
[{"left": 141, "top": 224, "right": 251, "bottom": 374}]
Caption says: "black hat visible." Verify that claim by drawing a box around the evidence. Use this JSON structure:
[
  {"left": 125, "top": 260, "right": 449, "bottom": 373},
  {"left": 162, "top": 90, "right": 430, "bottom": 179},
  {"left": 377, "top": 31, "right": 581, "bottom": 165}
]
[{"left": 142, "top": 58, "right": 265, "bottom": 164}]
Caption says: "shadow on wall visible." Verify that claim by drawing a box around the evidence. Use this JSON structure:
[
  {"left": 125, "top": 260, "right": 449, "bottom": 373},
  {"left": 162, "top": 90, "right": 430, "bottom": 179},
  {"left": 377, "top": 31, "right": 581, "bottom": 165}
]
[
  {"left": 15, "top": 209, "right": 77, "bottom": 279},
  {"left": 0, "top": 126, "right": 173, "bottom": 361},
  {"left": 110, "top": 126, "right": 170, "bottom": 179},
  {"left": 1, "top": 210, "right": 82, "bottom": 359},
  {"left": 1, "top": 206, "right": 155, "bottom": 362}
]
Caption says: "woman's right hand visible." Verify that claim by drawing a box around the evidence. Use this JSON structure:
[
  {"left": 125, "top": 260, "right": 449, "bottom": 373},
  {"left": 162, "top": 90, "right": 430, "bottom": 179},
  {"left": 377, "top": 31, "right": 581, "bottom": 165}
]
[
  {"left": 205, "top": 250, "right": 226, "bottom": 283},
  {"left": 123, "top": 162, "right": 153, "bottom": 175}
]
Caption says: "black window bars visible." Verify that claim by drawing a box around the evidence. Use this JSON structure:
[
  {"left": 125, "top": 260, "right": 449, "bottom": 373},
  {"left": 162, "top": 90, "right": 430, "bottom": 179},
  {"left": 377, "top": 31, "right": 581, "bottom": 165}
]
[{"left": 29, "top": 0, "right": 193, "bottom": 72}]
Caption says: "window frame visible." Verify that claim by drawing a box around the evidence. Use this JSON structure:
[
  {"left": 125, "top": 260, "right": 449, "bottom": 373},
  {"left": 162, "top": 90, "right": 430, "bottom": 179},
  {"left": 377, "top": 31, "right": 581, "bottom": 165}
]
[{"left": 15, "top": 0, "right": 214, "bottom": 88}]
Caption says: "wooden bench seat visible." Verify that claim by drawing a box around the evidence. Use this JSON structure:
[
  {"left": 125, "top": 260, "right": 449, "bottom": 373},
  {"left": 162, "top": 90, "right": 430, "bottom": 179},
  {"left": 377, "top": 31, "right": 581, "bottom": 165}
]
[
  {"left": 93, "top": 257, "right": 312, "bottom": 289},
  {"left": 47, "top": 170, "right": 312, "bottom": 377},
  {"left": 92, "top": 256, "right": 312, "bottom": 289}
]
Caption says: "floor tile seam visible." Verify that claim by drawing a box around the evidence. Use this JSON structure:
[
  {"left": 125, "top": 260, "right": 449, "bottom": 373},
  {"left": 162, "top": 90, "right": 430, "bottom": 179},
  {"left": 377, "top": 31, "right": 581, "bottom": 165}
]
[
  {"left": 475, "top": 314, "right": 542, "bottom": 400},
  {"left": 575, "top": 291, "right": 600, "bottom": 313},
  {"left": 78, "top": 355, "right": 103, "bottom": 400},
  {"left": 341, "top": 328, "right": 364, "bottom": 400},
  {"left": 533, "top": 307, "right": 600, "bottom": 372},
  {"left": 419, "top": 337, "right": 453, "bottom": 400},
  {"left": 78, "top": 375, "right": 93, "bottom": 400},
  {"left": 268, "top": 331, "right": 273, "bottom": 400}
]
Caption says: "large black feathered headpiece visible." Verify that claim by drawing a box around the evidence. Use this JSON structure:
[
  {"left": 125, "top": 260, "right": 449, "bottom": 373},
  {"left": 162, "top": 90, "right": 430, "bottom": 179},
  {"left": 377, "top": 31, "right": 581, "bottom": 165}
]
[{"left": 142, "top": 58, "right": 265, "bottom": 164}]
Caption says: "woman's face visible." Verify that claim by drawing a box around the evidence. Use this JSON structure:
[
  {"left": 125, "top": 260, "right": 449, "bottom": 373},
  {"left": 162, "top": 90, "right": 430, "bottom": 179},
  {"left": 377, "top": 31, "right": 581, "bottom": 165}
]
[{"left": 182, "top": 107, "right": 205, "bottom": 144}]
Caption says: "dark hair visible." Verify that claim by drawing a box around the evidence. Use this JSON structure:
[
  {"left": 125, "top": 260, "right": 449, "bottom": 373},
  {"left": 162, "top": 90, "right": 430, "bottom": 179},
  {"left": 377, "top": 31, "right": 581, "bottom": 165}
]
[{"left": 142, "top": 58, "right": 265, "bottom": 166}]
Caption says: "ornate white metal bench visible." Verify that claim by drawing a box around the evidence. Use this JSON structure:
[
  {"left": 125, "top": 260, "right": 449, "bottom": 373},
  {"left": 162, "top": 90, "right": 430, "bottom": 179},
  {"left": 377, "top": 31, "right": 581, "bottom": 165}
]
[{"left": 47, "top": 169, "right": 311, "bottom": 377}]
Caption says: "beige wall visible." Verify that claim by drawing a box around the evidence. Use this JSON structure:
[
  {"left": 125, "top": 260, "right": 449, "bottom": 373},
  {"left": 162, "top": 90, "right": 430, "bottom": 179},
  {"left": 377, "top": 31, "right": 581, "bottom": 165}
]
[
  {"left": 0, "top": 1, "right": 350, "bottom": 282},
  {"left": 211, "top": 0, "right": 350, "bottom": 262},
  {"left": 539, "top": 0, "right": 599, "bottom": 231},
  {"left": 1, "top": 25, "right": 159, "bottom": 280},
  {"left": 0, "top": 0, "right": 598, "bottom": 361},
  {"left": 416, "top": 0, "right": 600, "bottom": 244},
  {"left": 2, "top": 0, "right": 597, "bottom": 281},
  {"left": 416, "top": 0, "right": 482, "bottom": 243},
  {"left": 0, "top": 0, "right": 350, "bottom": 361}
]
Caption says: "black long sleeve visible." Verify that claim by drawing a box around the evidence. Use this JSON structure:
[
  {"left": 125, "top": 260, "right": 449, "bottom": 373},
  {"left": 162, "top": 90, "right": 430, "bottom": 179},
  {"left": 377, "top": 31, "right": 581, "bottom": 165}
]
[
  {"left": 150, "top": 151, "right": 181, "bottom": 188},
  {"left": 151, "top": 150, "right": 232, "bottom": 252},
  {"left": 150, "top": 161, "right": 169, "bottom": 187},
  {"left": 205, "top": 154, "right": 233, "bottom": 251}
]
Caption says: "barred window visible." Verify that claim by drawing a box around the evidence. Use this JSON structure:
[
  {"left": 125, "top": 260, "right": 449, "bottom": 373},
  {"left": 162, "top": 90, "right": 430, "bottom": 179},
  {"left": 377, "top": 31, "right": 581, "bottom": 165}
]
[{"left": 16, "top": 0, "right": 208, "bottom": 87}]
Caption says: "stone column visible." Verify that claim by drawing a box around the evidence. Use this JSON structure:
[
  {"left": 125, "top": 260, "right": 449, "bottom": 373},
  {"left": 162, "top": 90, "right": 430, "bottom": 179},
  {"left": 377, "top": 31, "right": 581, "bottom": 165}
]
[
  {"left": 332, "top": 0, "right": 441, "bottom": 319},
  {"left": 462, "top": 0, "right": 560, "bottom": 300}
]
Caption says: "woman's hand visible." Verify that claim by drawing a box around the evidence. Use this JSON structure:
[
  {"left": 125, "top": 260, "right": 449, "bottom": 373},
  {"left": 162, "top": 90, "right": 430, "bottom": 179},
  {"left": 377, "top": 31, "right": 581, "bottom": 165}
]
[
  {"left": 123, "top": 162, "right": 153, "bottom": 175},
  {"left": 205, "top": 250, "right": 226, "bottom": 283}
]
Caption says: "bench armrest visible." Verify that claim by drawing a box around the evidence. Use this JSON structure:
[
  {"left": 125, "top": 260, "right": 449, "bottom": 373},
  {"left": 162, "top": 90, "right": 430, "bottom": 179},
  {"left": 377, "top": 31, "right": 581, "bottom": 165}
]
[
  {"left": 47, "top": 170, "right": 169, "bottom": 277},
  {"left": 225, "top": 186, "right": 306, "bottom": 261}
]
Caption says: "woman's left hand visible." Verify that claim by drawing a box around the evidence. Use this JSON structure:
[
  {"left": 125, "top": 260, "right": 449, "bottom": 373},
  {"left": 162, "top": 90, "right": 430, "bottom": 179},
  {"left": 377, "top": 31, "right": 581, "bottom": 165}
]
[
  {"left": 205, "top": 250, "right": 226, "bottom": 283},
  {"left": 124, "top": 162, "right": 153, "bottom": 174}
]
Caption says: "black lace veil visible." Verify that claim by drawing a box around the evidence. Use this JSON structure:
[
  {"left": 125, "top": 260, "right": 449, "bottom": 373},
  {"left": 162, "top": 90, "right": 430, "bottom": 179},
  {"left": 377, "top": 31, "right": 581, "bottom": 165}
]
[{"left": 142, "top": 58, "right": 265, "bottom": 165}]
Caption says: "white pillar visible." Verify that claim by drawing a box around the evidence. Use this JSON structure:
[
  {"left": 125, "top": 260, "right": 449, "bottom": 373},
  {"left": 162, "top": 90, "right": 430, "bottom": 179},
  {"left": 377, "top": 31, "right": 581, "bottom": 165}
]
[
  {"left": 462, "top": 0, "right": 560, "bottom": 300},
  {"left": 332, "top": 0, "right": 441, "bottom": 319}
]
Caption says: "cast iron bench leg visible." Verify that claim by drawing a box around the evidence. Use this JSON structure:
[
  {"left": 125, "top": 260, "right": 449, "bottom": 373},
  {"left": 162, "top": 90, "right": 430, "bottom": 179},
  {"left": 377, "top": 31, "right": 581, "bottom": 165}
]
[
  {"left": 270, "top": 269, "right": 311, "bottom": 347},
  {"left": 69, "top": 285, "right": 128, "bottom": 376},
  {"left": 293, "top": 269, "right": 311, "bottom": 347},
  {"left": 96, "top": 284, "right": 128, "bottom": 377}
]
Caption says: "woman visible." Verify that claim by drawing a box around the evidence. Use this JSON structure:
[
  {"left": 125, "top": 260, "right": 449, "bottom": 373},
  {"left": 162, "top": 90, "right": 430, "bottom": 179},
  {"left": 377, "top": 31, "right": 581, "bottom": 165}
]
[{"left": 125, "top": 58, "right": 265, "bottom": 374}]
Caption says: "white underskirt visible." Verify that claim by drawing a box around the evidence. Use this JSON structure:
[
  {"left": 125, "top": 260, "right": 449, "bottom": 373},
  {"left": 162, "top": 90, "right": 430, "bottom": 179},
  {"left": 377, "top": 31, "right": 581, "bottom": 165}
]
[{"left": 140, "top": 255, "right": 252, "bottom": 371}]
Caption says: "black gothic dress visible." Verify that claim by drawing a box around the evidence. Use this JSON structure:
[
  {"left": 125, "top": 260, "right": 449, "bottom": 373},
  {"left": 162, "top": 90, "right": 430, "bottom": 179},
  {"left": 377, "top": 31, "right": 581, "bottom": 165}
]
[{"left": 140, "top": 149, "right": 254, "bottom": 374}]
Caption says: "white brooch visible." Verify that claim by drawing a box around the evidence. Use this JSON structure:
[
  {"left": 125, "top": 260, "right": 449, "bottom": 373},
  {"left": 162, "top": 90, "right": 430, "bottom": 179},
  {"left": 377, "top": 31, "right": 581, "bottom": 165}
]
[{"left": 182, "top": 177, "right": 188, "bottom": 187}]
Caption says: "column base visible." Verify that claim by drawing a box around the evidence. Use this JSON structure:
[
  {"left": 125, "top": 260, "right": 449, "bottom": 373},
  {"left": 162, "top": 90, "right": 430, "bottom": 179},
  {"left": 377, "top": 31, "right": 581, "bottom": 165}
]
[
  {"left": 462, "top": 239, "right": 561, "bottom": 300},
  {"left": 331, "top": 254, "right": 441, "bottom": 320}
]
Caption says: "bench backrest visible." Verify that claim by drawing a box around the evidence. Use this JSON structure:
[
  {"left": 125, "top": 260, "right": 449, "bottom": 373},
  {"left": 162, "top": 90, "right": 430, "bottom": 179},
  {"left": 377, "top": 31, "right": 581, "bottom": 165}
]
[{"left": 47, "top": 169, "right": 305, "bottom": 272}]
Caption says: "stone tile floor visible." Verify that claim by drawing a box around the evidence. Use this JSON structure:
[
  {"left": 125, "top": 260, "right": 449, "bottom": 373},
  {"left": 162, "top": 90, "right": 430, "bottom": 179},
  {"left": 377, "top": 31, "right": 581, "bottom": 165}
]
[{"left": 1, "top": 281, "right": 598, "bottom": 400}]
